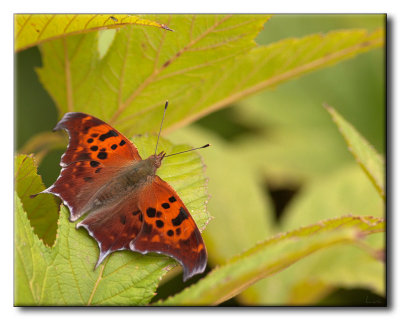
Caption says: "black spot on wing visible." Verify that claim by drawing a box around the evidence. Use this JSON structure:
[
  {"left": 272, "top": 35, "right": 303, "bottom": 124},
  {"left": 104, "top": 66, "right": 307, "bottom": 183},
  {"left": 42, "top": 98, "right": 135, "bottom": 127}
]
[
  {"left": 90, "top": 146, "right": 98, "bottom": 151},
  {"left": 167, "top": 229, "right": 174, "bottom": 237},
  {"left": 162, "top": 202, "right": 170, "bottom": 209},
  {"left": 146, "top": 207, "right": 156, "bottom": 218},
  {"left": 119, "top": 140, "right": 126, "bottom": 146},
  {"left": 169, "top": 196, "right": 176, "bottom": 203},
  {"left": 172, "top": 207, "right": 189, "bottom": 226},
  {"left": 90, "top": 161, "right": 100, "bottom": 168},
  {"left": 156, "top": 220, "right": 164, "bottom": 228},
  {"left": 111, "top": 144, "right": 118, "bottom": 150},
  {"left": 99, "top": 130, "right": 118, "bottom": 141},
  {"left": 97, "top": 152, "right": 108, "bottom": 160}
]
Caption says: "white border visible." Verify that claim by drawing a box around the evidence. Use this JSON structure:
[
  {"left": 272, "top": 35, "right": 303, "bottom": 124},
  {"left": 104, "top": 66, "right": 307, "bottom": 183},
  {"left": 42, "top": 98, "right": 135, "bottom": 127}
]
[{"left": 4, "top": 0, "right": 398, "bottom": 317}]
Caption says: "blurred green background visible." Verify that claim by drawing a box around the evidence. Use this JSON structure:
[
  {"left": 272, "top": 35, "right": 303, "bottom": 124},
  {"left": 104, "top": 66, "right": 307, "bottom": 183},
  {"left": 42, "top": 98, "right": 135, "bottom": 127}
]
[{"left": 15, "top": 14, "right": 385, "bottom": 306}]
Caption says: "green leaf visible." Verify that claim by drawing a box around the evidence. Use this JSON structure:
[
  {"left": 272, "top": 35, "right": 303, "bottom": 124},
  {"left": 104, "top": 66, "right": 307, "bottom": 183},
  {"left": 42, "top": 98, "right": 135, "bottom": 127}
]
[
  {"left": 325, "top": 105, "right": 385, "bottom": 198},
  {"left": 240, "top": 164, "right": 384, "bottom": 305},
  {"left": 15, "top": 154, "right": 59, "bottom": 245},
  {"left": 36, "top": 14, "right": 382, "bottom": 137},
  {"left": 14, "top": 194, "right": 51, "bottom": 305},
  {"left": 14, "top": 136, "right": 209, "bottom": 306},
  {"left": 15, "top": 14, "right": 172, "bottom": 52},
  {"left": 157, "top": 215, "right": 383, "bottom": 306}
]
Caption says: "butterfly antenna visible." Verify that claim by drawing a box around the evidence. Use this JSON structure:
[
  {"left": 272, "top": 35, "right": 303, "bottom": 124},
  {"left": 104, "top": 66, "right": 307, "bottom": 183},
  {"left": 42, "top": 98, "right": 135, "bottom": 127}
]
[
  {"left": 165, "top": 144, "right": 211, "bottom": 158},
  {"left": 155, "top": 101, "right": 168, "bottom": 155}
]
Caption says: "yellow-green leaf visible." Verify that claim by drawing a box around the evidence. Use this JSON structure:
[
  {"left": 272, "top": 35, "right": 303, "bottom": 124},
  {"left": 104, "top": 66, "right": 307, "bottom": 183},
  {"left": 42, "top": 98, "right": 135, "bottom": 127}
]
[
  {"left": 169, "top": 28, "right": 384, "bottom": 130},
  {"left": 325, "top": 105, "right": 385, "bottom": 198},
  {"left": 36, "top": 14, "right": 268, "bottom": 131},
  {"left": 15, "top": 14, "right": 172, "bottom": 52},
  {"left": 157, "top": 215, "right": 383, "bottom": 306}
]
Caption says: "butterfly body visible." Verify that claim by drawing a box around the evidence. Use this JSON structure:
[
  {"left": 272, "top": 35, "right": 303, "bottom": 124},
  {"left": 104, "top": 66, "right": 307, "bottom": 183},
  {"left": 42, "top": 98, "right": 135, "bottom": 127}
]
[
  {"left": 80, "top": 153, "right": 164, "bottom": 217},
  {"left": 40, "top": 112, "right": 207, "bottom": 281}
]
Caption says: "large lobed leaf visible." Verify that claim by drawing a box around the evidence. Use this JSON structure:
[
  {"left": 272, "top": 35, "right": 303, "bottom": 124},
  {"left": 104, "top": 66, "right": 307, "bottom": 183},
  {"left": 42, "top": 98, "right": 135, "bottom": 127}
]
[
  {"left": 14, "top": 135, "right": 209, "bottom": 306},
  {"left": 36, "top": 14, "right": 383, "bottom": 138},
  {"left": 158, "top": 215, "right": 383, "bottom": 306},
  {"left": 36, "top": 15, "right": 268, "bottom": 130},
  {"left": 325, "top": 105, "right": 385, "bottom": 198},
  {"left": 15, "top": 14, "right": 172, "bottom": 52}
]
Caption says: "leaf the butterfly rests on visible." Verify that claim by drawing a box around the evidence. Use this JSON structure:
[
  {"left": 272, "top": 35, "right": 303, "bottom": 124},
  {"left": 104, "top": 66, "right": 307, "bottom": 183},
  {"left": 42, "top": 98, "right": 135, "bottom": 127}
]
[{"left": 37, "top": 112, "right": 207, "bottom": 281}]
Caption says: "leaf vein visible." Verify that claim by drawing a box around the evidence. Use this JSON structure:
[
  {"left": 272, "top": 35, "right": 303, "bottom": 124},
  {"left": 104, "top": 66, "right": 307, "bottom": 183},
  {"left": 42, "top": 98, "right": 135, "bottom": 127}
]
[
  {"left": 17, "top": 14, "right": 32, "bottom": 37},
  {"left": 36, "top": 15, "right": 56, "bottom": 41},
  {"left": 83, "top": 14, "right": 98, "bottom": 29},
  {"left": 63, "top": 15, "right": 78, "bottom": 33}
]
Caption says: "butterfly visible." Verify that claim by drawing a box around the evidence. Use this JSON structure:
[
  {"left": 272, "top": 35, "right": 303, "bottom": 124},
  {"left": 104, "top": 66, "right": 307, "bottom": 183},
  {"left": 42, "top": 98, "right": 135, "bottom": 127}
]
[{"left": 37, "top": 104, "right": 208, "bottom": 281}]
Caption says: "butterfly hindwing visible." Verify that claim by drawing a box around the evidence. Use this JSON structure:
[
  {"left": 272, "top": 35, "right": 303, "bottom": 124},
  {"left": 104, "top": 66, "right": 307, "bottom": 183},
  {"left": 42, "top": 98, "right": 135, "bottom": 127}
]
[
  {"left": 76, "top": 196, "right": 144, "bottom": 267},
  {"left": 131, "top": 176, "right": 207, "bottom": 281}
]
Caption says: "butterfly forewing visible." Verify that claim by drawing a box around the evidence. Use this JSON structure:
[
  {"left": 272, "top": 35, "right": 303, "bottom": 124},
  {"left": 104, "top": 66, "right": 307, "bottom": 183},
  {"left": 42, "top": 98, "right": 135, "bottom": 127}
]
[
  {"left": 54, "top": 112, "right": 141, "bottom": 166},
  {"left": 42, "top": 112, "right": 141, "bottom": 221}
]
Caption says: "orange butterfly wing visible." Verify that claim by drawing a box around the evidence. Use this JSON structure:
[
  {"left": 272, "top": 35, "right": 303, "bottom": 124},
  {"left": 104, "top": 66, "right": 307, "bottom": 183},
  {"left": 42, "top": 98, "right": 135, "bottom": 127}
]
[
  {"left": 131, "top": 176, "right": 207, "bottom": 281},
  {"left": 41, "top": 112, "right": 141, "bottom": 221}
]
